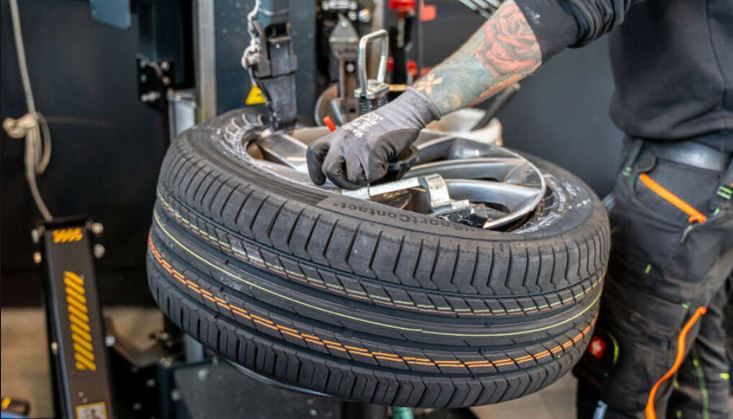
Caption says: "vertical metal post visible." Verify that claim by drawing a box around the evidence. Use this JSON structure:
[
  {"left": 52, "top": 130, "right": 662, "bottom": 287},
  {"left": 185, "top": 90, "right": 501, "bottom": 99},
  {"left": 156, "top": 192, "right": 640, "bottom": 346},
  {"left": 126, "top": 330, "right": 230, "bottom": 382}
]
[
  {"left": 188, "top": 0, "right": 215, "bottom": 361},
  {"left": 167, "top": 90, "right": 197, "bottom": 141},
  {"left": 369, "top": 0, "right": 386, "bottom": 79},
  {"left": 415, "top": 0, "right": 423, "bottom": 78},
  {"left": 194, "top": 0, "right": 217, "bottom": 122}
]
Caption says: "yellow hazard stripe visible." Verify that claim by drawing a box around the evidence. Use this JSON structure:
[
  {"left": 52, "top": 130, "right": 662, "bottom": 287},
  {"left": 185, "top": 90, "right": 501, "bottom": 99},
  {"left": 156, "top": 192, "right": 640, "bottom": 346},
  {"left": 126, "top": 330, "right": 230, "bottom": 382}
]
[
  {"left": 64, "top": 271, "right": 84, "bottom": 286},
  {"left": 66, "top": 296, "right": 88, "bottom": 314},
  {"left": 67, "top": 304, "right": 89, "bottom": 323},
  {"left": 64, "top": 277, "right": 86, "bottom": 296},
  {"left": 64, "top": 271, "right": 97, "bottom": 371},
  {"left": 74, "top": 353, "right": 96, "bottom": 371},
  {"left": 65, "top": 285, "right": 87, "bottom": 304},
  {"left": 71, "top": 323, "right": 92, "bottom": 342},
  {"left": 69, "top": 313, "right": 91, "bottom": 332},
  {"left": 71, "top": 331, "right": 93, "bottom": 351},
  {"left": 53, "top": 228, "right": 83, "bottom": 243},
  {"left": 73, "top": 342, "right": 96, "bottom": 362},
  {"left": 66, "top": 293, "right": 87, "bottom": 313}
]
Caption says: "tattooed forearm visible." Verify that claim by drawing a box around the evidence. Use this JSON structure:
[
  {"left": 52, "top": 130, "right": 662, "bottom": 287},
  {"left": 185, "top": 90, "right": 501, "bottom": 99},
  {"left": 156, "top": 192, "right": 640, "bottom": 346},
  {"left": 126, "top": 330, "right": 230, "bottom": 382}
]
[{"left": 413, "top": 0, "right": 541, "bottom": 115}]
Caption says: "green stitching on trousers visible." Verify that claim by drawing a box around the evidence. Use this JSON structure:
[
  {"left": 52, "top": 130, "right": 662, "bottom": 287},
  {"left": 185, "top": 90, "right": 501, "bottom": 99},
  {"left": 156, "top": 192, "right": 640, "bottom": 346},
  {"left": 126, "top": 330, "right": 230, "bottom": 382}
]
[
  {"left": 692, "top": 349, "right": 709, "bottom": 419},
  {"left": 608, "top": 332, "right": 620, "bottom": 365},
  {"left": 717, "top": 185, "right": 732, "bottom": 199}
]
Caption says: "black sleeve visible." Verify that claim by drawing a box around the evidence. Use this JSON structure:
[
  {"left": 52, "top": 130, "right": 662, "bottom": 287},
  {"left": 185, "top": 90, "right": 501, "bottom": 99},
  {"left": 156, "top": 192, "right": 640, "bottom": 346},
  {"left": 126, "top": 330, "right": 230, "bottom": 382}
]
[{"left": 515, "top": 0, "right": 638, "bottom": 61}]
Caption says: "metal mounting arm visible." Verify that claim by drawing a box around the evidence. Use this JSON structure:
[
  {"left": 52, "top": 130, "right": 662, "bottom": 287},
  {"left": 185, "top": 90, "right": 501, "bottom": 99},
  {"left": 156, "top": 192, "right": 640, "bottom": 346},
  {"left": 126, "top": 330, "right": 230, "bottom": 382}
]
[{"left": 242, "top": 0, "right": 298, "bottom": 129}]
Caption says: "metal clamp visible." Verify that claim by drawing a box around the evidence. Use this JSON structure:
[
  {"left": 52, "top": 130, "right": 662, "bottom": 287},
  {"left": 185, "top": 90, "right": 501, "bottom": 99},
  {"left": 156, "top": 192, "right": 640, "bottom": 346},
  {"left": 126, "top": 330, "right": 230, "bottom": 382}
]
[
  {"left": 241, "top": 0, "right": 298, "bottom": 129},
  {"left": 353, "top": 30, "right": 390, "bottom": 113},
  {"left": 326, "top": 14, "right": 360, "bottom": 124},
  {"left": 342, "top": 174, "right": 471, "bottom": 216}
]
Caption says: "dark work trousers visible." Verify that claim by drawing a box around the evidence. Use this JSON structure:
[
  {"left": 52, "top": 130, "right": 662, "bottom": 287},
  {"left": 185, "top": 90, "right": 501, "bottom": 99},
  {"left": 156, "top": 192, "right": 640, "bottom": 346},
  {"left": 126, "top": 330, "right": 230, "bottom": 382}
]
[{"left": 575, "top": 138, "right": 733, "bottom": 419}]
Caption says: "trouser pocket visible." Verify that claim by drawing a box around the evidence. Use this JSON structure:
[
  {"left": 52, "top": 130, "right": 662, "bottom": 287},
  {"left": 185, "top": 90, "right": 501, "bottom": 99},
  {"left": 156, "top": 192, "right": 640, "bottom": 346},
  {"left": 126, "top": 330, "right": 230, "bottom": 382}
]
[
  {"left": 576, "top": 283, "right": 703, "bottom": 417},
  {"left": 660, "top": 209, "right": 733, "bottom": 305}
]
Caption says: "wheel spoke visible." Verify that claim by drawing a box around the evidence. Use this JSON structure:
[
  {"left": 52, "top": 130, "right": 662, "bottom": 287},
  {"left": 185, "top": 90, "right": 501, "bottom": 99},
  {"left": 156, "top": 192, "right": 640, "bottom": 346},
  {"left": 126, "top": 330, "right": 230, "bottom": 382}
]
[
  {"left": 256, "top": 133, "right": 309, "bottom": 172},
  {"left": 407, "top": 158, "right": 530, "bottom": 182},
  {"left": 414, "top": 136, "right": 513, "bottom": 163},
  {"left": 444, "top": 179, "right": 542, "bottom": 211}
]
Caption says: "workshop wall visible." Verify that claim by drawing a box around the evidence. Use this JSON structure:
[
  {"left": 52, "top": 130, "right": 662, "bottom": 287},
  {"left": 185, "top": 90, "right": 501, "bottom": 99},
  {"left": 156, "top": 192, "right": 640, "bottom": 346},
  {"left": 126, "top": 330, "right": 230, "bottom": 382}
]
[
  {"left": 421, "top": 1, "right": 623, "bottom": 196},
  {"left": 1, "top": 0, "right": 166, "bottom": 305}
]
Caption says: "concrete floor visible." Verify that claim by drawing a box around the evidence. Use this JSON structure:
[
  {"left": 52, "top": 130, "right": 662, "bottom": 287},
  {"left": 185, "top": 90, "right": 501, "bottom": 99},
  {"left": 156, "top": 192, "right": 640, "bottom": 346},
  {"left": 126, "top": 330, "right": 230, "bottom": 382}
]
[{"left": 1, "top": 307, "right": 576, "bottom": 418}]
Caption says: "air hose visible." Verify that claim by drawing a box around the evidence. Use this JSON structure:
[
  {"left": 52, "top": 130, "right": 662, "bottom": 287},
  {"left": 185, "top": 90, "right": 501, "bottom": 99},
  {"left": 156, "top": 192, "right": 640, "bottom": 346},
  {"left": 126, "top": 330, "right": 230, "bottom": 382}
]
[{"left": 3, "top": 0, "right": 53, "bottom": 221}]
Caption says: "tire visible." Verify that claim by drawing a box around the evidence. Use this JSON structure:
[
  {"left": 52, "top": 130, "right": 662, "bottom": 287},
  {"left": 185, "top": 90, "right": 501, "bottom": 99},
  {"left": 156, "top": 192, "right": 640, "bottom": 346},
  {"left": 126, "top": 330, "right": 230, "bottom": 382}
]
[{"left": 147, "top": 109, "right": 610, "bottom": 408}]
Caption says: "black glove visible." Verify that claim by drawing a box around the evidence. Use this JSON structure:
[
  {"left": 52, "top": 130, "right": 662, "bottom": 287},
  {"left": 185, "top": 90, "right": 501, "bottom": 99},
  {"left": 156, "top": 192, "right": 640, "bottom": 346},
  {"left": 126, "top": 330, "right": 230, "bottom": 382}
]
[{"left": 307, "top": 88, "right": 440, "bottom": 189}]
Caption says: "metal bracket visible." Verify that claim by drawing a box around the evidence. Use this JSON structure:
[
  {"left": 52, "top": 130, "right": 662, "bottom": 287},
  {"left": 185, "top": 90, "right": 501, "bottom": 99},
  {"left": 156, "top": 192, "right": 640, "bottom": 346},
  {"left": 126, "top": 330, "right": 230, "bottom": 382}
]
[
  {"left": 343, "top": 174, "right": 472, "bottom": 218},
  {"left": 326, "top": 14, "right": 360, "bottom": 124},
  {"left": 137, "top": 57, "right": 174, "bottom": 109},
  {"left": 353, "top": 30, "right": 390, "bottom": 113}
]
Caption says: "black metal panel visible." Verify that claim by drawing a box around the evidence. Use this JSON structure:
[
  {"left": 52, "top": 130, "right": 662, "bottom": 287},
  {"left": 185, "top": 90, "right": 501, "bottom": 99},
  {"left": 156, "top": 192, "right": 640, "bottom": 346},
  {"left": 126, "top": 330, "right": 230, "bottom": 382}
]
[
  {"left": 41, "top": 219, "right": 115, "bottom": 419},
  {"left": 1, "top": 0, "right": 165, "bottom": 305},
  {"left": 214, "top": 0, "right": 316, "bottom": 120},
  {"left": 136, "top": 0, "right": 194, "bottom": 88}
]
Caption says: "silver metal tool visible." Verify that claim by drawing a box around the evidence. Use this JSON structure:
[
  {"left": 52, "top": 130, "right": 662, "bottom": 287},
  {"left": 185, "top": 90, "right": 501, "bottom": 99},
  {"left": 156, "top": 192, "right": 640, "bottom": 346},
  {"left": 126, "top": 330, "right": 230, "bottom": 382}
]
[{"left": 353, "top": 30, "right": 390, "bottom": 114}]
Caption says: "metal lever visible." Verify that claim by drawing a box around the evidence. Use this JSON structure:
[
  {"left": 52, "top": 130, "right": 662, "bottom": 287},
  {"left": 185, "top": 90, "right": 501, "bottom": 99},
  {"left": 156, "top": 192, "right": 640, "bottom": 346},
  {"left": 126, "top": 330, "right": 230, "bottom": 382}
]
[
  {"left": 471, "top": 83, "right": 520, "bottom": 130},
  {"left": 354, "top": 30, "right": 390, "bottom": 114}
]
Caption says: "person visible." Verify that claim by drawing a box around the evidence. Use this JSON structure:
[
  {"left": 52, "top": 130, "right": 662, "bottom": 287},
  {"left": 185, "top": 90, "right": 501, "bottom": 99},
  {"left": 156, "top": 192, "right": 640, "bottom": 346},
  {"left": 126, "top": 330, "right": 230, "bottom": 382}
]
[{"left": 305, "top": 0, "right": 733, "bottom": 417}]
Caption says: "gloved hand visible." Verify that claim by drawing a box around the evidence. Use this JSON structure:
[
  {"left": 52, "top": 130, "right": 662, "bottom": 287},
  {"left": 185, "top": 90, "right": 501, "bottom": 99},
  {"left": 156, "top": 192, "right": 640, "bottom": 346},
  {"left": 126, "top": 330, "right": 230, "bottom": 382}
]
[{"left": 307, "top": 88, "right": 440, "bottom": 189}]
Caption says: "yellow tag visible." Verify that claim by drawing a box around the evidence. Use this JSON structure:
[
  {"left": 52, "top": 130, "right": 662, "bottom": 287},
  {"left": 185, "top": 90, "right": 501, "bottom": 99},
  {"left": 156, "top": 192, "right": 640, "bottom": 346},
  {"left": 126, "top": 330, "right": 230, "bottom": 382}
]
[{"left": 245, "top": 84, "right": 266, "bottom": 105}]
